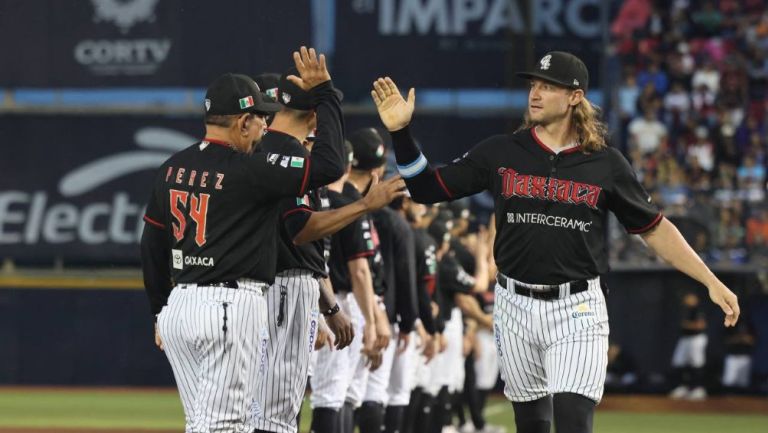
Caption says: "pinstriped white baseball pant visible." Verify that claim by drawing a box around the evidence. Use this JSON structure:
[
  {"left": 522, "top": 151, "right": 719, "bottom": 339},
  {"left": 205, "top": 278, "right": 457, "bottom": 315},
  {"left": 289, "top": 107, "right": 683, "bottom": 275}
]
[
  {"left": 157, "top": 280, "right": 268, "bottom": 433},
  {"left": 493, "top": 276, "right": 609, "bottom": 403},
  {"left": 252, "top": 269, "right": 320, "bottom": 433}
]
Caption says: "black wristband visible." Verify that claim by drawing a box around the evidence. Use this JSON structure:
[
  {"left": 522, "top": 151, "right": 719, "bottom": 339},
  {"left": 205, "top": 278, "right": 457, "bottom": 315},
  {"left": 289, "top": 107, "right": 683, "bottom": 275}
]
[{"left": 322, "top": 303, "right": 340, "bottom": 317}]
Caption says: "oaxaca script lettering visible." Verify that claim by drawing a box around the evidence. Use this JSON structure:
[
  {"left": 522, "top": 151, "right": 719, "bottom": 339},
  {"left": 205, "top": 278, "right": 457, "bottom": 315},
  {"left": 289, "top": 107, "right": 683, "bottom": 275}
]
[{"left": 497, "top": 167, "right": 601, "bottom": 209}]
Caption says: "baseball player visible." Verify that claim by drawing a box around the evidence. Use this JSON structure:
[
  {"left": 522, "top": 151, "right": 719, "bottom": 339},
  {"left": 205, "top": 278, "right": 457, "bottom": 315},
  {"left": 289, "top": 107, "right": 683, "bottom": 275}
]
[
  {"left": 309, "top": 142, "right": 385, "bottom": 433},
  {"left": 141, "top": 47, "right": 348, "bottom": 433},
  {"left": 347, "top": 128, "right": 419, "bottom": 433},
  {"left": 248, "top": 68, "right": 405, "bottom": 433},
  {"left": 370, "top": 51, "right": 740, "bottom": 433},
  {"left": 668, "top": 292, "right": 708, "bottom": 400}
]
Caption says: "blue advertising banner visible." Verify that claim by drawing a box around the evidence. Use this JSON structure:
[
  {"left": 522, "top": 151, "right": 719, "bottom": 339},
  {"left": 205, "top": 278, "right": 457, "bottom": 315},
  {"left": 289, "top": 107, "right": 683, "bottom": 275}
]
[
  {"left": 0, "top": 0, "right": 312, "bottom": 87},
  {"left": 329, "top": 0, "right": 604, "bottom": 100},
  {"left": 0, "top": 114, "right": 204, "bottom": 263}
]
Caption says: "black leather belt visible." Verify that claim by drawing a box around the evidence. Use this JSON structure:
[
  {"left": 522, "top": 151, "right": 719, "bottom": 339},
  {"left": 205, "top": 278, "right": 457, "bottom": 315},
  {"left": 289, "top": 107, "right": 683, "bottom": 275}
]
[
  {"left": 191, "top": 281, "right": 239, "bottom": 289},
  {"left": 496, "top": 275, "right": 588, "bottom": 300}
]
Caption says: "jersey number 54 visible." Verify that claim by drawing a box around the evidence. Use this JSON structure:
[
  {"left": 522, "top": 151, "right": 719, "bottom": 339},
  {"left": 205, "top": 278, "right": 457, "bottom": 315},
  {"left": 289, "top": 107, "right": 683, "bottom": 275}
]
[{"left": 169, "top": 189, "right": 210, "bottom": 246}]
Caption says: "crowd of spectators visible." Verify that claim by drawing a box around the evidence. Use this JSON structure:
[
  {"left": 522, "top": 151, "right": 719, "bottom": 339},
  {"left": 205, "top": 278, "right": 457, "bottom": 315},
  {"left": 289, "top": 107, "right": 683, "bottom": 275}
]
[{"left": 608, "top": 0, "right": 768, "bottom": 266}]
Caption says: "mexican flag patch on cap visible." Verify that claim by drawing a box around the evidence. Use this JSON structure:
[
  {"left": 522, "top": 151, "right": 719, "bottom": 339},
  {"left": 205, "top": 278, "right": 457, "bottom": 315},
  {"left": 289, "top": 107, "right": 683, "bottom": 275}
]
[{"left": 239, "top": 96, "right": 254, "bottom": 109}]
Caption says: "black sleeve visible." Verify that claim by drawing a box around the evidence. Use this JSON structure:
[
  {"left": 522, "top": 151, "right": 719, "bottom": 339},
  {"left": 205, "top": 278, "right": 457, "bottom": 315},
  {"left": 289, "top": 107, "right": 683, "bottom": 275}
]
[
  {"left": 439, "top": 255, "right": 475, "bottom": 295},
  {"left": 141, "top": 177, "right": 172, "bottom": 318},
  {"left": 393, "top": 220, "right": 418, "bottom": 334},
  {"left": 390, "top": 125, "right": 497, "bottom": 203},
  {"left": 280, "top": 195, "right": 314, "bottom": 240},
  {"left": 606, "top": 148, "right": 663, "bottom": 234},
  {"left": 140, "top": 222, "right": 172, "bottom": 318},
  {"left": 305, "top": 81, "right": 346, "bottom": 190},
  {"left": 338, "top": 216, "right": 375, "bottom": 262},
  {"left": 416, "top": 277, "right": 437, "bottom": 334},
  {"left": 432, "top": 286, "right": 446, "bottom": 333},
  {"left": 244, "top": 81, "right": 345, "bottom": 199}
]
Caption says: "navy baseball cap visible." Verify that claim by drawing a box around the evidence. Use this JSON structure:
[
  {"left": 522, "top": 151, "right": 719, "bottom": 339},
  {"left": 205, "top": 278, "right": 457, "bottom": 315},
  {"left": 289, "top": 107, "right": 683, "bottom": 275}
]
[
  {"left": 204, "top": 73, "right": 281, "bottom": 115},
  {"left": 517, "top": 51, "right": 589, "bottom": 92},
  {"left": 348, "top": 128, "right": 387, "bottom": 170}
]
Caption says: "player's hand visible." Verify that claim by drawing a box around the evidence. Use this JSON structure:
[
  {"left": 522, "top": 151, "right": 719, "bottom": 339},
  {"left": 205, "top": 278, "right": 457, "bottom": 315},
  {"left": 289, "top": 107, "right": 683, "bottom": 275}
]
[
  {"left": 415, "top": 322, "right": 429, "bottom": 348},
  {"left": 362, "top": 174, "right": 407, "bottom": 211},
  {"left": 286, "top": 46, "right": 331, "bottom": 91},
  {"left": 707, "top": 281, "right": 740, "bottom": 327},
  {"left": 363, "top": 348, "right": 383, "bottom": 371},
  {"left": 362, "top": 322, "right": 378, "bottom": 354},
  {"left": 371, "top": 77, "right": 415, "bottom": 132},
  {"left": 396, "top": 331, "right": 410, "bottom": 355},
  {"left": 437, "top": 332, "right": 448, "bottom": 353},
  {"left": 374, "top": 313, "right": 392, "bottom": 351},
  {"left": 315, "top": 326, "right": 333, "bottom": 351},
  {"left": 154, "top": 323, "right": 164, "bottom": 351},
  {"left": 422, "top": 334, "right": 437, "bottom": 364},
  {"left": 325, "top": 310, "right": 354, "bottom": 350}
]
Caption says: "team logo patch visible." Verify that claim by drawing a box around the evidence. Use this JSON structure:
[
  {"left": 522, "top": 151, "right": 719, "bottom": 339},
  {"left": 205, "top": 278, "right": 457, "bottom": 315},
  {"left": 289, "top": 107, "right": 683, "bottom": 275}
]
[
  {"left": 171, "top": 249, "right": 183, "bottom": 269},
  {"left": 572, "top": 303, "right": 595, "bottom": 319},
  {"left": 539, "top": 54, "right": 552, "bottom": 70},
  {"left": 280, "top": 156, "right": 290, "bottom": 168},
  {"left": 204, "top": 98, "right": 211, "bottom": 112},
  {"left": 267, "top": 153, "right": 280, "bottom": 165},
  {"left": 375, "top": 144, "right": 385, "bottom": 157},
  {"left": 238, "top": 96, "right": 254, "bottom": 109},
  {"left": 290, "top": 156, "right": 305, "bottom": 168},
  {"left": 573, "top": 79, "right": 580, "bottom": 87},
  {"left": 282, "top": 92, "right": 292, "bottom": 104}
]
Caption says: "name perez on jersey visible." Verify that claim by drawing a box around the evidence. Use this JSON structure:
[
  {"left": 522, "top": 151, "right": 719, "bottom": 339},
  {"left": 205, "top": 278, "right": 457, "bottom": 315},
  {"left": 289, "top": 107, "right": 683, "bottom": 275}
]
[{"left": 497, "top": 167, "right": 601, "bottom": 209}]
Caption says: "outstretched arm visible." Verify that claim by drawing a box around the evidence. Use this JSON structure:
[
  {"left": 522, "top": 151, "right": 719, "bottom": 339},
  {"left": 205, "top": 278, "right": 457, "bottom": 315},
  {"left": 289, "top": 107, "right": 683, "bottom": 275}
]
[
  {"left": 371, "top": 77, "right": 490, "bottom": 203},
  {"left": 641, "top": 217, "right": 740, "bottom": 327}
]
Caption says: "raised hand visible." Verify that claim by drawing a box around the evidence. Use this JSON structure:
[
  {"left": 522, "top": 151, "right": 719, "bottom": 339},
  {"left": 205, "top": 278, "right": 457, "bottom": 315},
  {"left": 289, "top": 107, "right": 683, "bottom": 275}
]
[
  {"left": 286, "top": 46, "right": 331, "bottom": 91},
  {"left": 371, "top": 77, "right": 415, "bottom": 132}
]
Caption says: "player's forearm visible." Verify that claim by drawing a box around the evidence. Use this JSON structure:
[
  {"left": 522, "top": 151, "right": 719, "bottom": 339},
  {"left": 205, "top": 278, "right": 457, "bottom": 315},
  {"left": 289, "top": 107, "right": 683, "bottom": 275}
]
[
  {"left": 317, "top": 278, "right": 337, "bottom": 312},
  {"left": 394, "top": 241, "right": 419, "bottom": 333},
  {"left": 390, "top": 126, "right": 451, "bottom": 204},
  {"left": 306, "top": 81, "right": 346, "bottom": 190},
  {"left": 140, "top": 224, "right": 173, "bottom": 317},
  {"left": 349, "top": 259, "right": 377, "bottom": 324},
  {"left": 293, "top": 201, "right": 369, "bottom": 245},
  {"left": 417, "top": 281, "right": 437, "bottom": 334},
  {"left": 455, "top": 293, "right": 491, "bottom": 328},
  {"left": 472, "top": 251, "right": 490, "bottom": 293},
  {"left": 641, "top": 217, "right": 720, "bottom": 288}
]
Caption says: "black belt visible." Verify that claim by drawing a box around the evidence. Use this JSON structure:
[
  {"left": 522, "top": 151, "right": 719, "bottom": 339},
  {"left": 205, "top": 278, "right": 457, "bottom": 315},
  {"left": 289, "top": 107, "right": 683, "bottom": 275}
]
[
  {"left": 496, "top": 275, "right": 589, "bottom": 300},
  {"left": 185, "top": 281, "right": 239, "bottom": 289}
]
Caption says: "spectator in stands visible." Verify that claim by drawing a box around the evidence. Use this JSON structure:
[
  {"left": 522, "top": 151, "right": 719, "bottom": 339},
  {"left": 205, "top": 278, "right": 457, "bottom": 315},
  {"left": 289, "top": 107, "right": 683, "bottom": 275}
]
[
  {"left": 629, "top": 108, "right": 667, "bottom": 155},
  {"left": 737, "top": 154, "right": 766, "bottom": 202},
  {"left": 669, "top": 292, "right": 708, "bottom": 401}
]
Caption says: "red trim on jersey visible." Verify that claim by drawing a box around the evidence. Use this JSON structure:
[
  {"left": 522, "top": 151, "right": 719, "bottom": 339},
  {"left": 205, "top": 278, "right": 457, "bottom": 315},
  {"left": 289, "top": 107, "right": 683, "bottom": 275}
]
[
  {"left": 434, "top": 169, "right": 453, "bottom": 199},
  {"left": 202, "top": 137, "right": 232, "bottom": 148},
  {"left": 282, "top": 207, "right": 313, "bottom": 219},
  {"left": 530, "top": 127, "right": 582, "bottom": 155},
  {"left": 143, "top": 215, "right": 165, "bottom": 229},
  {"left": 347, "top": 251, "right": 375, "bottom": 260},
  {"left": 627, "top": 213, "right": 663, "bottom": 234},
  {"left": 299, "top": 157, "right": 311, "bottom": 196}
]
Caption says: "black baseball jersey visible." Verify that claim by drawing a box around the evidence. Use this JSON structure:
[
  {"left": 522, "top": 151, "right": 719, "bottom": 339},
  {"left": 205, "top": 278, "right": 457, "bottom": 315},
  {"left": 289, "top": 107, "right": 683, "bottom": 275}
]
[
  {"left": 261, "top": 129, "right": 332, "bottom": 278},
  {"left": 681, "top": 304, "right": 705, "bottom": 336},
  {"left": 437, "top": 251, "right": 475, "bottom": 320},
  {"left": 327, "top": 183, "right": 383, "bottom": 294},
  {"left": 374, "top": 207, "right": 418, "bottom": 333},
  {"left": 141, "top": 81, "right": 345, "bottom": 316},
  {"left": 413, "top": 228, "right": 439, "bottom": 334},
  {"left": 392, "top": 126, "right": 662, "bottom": 285}
]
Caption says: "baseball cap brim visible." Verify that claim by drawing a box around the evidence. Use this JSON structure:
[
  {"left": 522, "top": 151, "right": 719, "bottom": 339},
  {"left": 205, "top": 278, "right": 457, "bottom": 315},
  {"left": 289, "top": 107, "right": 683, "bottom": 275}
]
[
  {"left": 252, "top": 98, "right": 282, "bottom": 114},
  {"left": 516, "top": 71, "right": 579, "bottom": 89}
]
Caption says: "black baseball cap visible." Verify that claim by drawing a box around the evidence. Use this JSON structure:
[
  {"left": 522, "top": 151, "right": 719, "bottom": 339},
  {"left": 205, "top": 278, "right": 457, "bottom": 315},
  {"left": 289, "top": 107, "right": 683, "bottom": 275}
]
[
  {"left": 428, "top": 216, "right": 453, "bottom": 245},
  {"left": 204, "top": 73, "right": 281, "bottom": 115},
  {"left": 253, "top": 72, "right": 280, "bottom": 103},
  {"left": 348, "top": 128, "right": 387, "bottom": 170},
  {"left": 277, "top": 67, "right": 314, "bottom": 110},
  {"left": 516, "top": 51, "right": 589, "bottom": 92}
]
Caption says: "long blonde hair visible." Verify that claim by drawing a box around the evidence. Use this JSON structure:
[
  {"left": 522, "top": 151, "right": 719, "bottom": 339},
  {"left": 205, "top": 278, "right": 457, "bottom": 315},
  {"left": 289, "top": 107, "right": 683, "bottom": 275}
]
[{"left": 517, "top": 96, "right": 608, "bottom": 153}]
